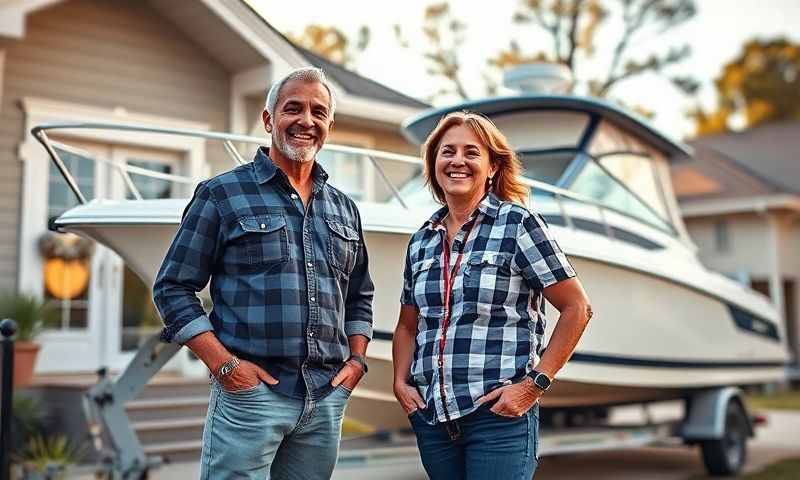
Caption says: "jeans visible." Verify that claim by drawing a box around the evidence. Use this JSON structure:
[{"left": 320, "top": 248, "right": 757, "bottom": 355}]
[
  {"left": 409, "top": 403, "right": 539, "bottom": 480},
  {"left": 200, "top": 379, "right": 350, "bottom": 479}
]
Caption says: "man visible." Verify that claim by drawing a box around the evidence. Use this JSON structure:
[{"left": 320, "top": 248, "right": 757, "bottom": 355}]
[{"left": 153, "top": 67, "right": 374, "bottom": 479}]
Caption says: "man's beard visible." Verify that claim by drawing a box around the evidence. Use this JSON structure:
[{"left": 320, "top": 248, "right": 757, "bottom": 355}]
[{"left": 273, "top": 128, "right": 318, "bottom": 164}]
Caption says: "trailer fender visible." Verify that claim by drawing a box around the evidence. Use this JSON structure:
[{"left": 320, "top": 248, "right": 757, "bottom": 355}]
[{"left": 680, "top": 387, "right": 753, "bottom": 441}]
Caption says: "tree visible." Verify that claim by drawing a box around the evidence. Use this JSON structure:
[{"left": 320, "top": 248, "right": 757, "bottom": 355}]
[
  {"left": 692, "top": 38, "right": 800, "bottom": 136},
  {"left": 287, "top": 24, "right": 370, "bottom": 68},
  {"left": 397, "top": 0, "right": 699, "bottom": 102},
  {"left": 394, "top": 3, "right": 477, "bottom": 101},
  {"left": 493, "top": 0, "right": 699, "bottom": 98}
]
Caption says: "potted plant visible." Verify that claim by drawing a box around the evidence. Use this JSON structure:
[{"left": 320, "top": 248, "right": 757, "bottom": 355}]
[
  {"left": 14, "top": 434, "right": 85, "bottom": 480},
  {"left": 0, "top": 292, "right": 57, "bottom": 387}
]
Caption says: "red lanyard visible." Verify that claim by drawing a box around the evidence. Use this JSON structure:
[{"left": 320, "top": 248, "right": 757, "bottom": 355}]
[{"left": 438, "top": 217, "right": 477, "bottom": 365}]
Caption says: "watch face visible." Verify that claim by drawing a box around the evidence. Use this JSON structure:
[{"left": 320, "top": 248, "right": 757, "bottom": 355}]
[
  {"left": 534, "top": 373, "right": 551, "bottom": 390},
  {"left": 219, "top": 365, "right": 231, "bottom": 376}
]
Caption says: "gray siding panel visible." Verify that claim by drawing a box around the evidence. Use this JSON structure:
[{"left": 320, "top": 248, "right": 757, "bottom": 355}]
[{"left": 0, "top": 0, "right": 231, "bottom": 293}]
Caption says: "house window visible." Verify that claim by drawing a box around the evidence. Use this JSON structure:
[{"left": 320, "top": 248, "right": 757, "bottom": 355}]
[
  {"left": 714, "top": 220, "right": 730, "bottom": 253},
  {"left": 43, "top": 148, "right": 95, "bottom": 330},
  {"left": 47, "top": 148, "right": 95, "bottom": 224},
  {"left": 125, "top": 159, "right": 174, "bottom": 199},
  {"left": 117, "top": 153, "right": 183, "bottom": 351},
  {"left": 317, "top": 149, "right": 366, "bottom": 200}
]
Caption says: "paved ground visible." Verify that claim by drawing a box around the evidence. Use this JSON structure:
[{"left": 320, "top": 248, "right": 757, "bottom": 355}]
[{"left": 68, "top": 410, "right": 800, "bottom": 479}]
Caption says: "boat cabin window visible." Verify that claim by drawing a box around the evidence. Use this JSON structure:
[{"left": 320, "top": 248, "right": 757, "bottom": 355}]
[
  {"left": 597, "top": 153, "right": 669, "bottom": 220},
  {"left": 518, "top": 150, "right": 577, "bottom": 185},
  {"left": 569, "top": 159, "right": 673, "bottom": 232},
  {"left": 589, "top": 120, "right": 649, "bottom": 156},
  {"left": 492, "top": 111, "right": 589, "bottom": 151}
]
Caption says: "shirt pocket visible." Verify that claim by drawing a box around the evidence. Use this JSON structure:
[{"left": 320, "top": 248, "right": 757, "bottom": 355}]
[
  {"left": 237, "top": 214, "right": 289, "bottom": 269},
  {"left": 464, "top": 252, "right": 513, "bottom": 307},
  {"left": 411, "top": 257, "right": 443, "bottom": 314},
  {"left": 326, "top": 218, "right": 360, "bottom": 275}
]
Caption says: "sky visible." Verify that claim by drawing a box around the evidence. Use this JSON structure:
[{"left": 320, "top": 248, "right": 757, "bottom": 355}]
[{"left": 250, "top": 0, "right": 800, "bottom": 141}]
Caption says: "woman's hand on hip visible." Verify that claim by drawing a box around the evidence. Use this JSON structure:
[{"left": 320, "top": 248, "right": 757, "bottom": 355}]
[
  {"left": 394, "top": 381, "right": 426, "bottom": 414},
  {"left": 477, "top": 378, "right": 542, "bottom": 417}
]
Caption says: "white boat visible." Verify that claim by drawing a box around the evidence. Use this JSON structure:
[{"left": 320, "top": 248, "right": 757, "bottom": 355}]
[{"left": 34, "top": 94, "right": 788, "bottom": 430}]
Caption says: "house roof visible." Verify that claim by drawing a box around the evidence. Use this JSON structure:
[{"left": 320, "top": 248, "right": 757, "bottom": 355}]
[
  {"left": 671, "top": 144, "right": 782, "bottom": 201},
  {"left": 672, "top": 121, "right": 800, "bottom": 216},
  {"left": 2, "top": 0, "right": 428, "bottom": 116},
  {"left": 684, "top": 121, "right": 800, "bottom": 197},
  {"left": 239, "top": 1, "right": 429, "bottom": 110},
  {"left": 294, "top": 47, "right": 430, "bottom": 109}
]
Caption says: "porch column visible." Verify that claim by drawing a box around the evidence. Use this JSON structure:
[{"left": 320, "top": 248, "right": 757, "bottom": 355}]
[{"left": 765, "top": 214, "right": 786, "bottom": 330}]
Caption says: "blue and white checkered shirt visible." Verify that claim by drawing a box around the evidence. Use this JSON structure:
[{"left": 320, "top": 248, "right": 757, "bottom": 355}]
[
  {"left": 401, "top": 193, "right": 575, "bottom": 424},
  {"left": 154, "top": 147, "right": 374, "bottom": 400}
]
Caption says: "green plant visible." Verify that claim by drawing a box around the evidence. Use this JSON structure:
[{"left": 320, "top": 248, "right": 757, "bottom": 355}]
[
  {"left": 0, "top": 292, "right": 58, "bottom": 341},
  {"left": 11, "top": 394, "right": 47, "bottom": 454},
  {"left": 15, "top": 434, "right": 85, "bottom": 480}
]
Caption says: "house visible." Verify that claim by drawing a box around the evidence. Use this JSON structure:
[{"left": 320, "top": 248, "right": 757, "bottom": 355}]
[
  {"left": 0, "top": 0, "right": 428, "bottom": 375},
  {"left": 671, "top": 121, "right": 800, "bottom": 378}
]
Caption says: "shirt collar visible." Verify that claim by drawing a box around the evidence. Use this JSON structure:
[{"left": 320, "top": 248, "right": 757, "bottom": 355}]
[
  {"left": 424, "top": 192, "right": 502, "bottom": 230},
  {"left": 252, "top": 146, "right": 330, "bottom": 189}
]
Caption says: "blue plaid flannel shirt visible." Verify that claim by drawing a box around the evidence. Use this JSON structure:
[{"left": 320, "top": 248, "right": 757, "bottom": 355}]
[
  {"left": 154, "top": 147, "right": 374, "bottom": 400},
  {"left": 401, "top": 193, "right": 576, "bottom": 424}
]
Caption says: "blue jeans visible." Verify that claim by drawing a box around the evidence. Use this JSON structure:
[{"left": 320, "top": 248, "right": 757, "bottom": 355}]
[
  {"left": 200, "top": 379, "right": 350, "bottom": 479},
  {"left": 409, "top": 403, "right": 539, "bottom": 480}
]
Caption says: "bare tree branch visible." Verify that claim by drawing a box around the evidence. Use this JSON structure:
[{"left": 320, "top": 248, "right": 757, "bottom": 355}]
[
  {"left": 596, "top": 43, "right": 691, "bottom": 95},
  {"left": 605, "top": 0, "right": 659, "bottom": 83},
  {"left": 564, "top": 0, "right": 586, "bottom": 68}
]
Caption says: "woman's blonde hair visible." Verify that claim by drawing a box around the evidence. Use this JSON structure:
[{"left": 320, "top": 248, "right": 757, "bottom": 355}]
[{"left": 421, "top": 111, "right": 529, "bottom": 206}]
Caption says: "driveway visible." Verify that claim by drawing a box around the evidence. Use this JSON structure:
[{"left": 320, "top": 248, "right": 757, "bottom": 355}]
[{"left": 67, "top": 410, "right": 800, "bottom": 479}]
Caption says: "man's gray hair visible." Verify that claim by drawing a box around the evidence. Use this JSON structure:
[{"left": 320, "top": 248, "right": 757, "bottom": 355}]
[{"left": 264, "top": 67, "right": 337, "bottom": 119}]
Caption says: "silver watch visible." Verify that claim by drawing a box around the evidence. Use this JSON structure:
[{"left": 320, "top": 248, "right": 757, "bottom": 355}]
[{"left": 216, "top": 356, "right": 240, "bottom": 379}]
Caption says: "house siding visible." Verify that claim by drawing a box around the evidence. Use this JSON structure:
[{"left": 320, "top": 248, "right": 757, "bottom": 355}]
[{"left": 0, "top": 0, "right": 231, "bottom": 292}]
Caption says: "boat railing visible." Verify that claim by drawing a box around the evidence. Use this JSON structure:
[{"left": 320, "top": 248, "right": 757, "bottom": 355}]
[{"left": 33, "top": 122, "right": 633, "bottom": 241}]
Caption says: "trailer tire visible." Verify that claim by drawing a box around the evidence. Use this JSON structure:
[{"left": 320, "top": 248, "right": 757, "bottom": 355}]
[{"left": 700, "top": 400, "right": 748, "bottom": 476}]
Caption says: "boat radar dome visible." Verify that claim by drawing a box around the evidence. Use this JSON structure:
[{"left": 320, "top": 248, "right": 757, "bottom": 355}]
[{"left": 503, "top": 63, "right": 573, "bottom": 94}]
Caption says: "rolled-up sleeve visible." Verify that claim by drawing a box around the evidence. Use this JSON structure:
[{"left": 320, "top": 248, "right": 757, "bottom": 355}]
[
  {"left": 153, "top": 181, "right": 222, "bottom": 344},
  {"left": 512, "top": 212, "right": 576, "bottom": 290},
  {"left": 344, "top": 209, "right": 374, "bottom": 339}
]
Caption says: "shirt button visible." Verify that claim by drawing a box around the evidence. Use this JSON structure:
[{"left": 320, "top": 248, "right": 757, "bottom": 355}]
[
  {"left": 307, "top": 262, "right": 313, "bottom": 268},
  {"left": 310, "top": 296, "right": 316, "bottom": 302},
  {"left": 308, "top": 331, "right": 314, "bottom": 337},
  {"left": 291, "top": 193, "right": 298, "bottom": 199},
  {"left": 260, "top": 223, "right": 266, "bottom": 229}
]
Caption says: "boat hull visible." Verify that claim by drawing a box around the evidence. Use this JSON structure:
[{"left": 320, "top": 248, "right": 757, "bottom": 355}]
[{"left": 57, "top": 201, "right": 787, "bottom": 429}]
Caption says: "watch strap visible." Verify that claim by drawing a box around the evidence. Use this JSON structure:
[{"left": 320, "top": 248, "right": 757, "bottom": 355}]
[{"left": 215, "top": 356, "right": 240, "bottom": 379}]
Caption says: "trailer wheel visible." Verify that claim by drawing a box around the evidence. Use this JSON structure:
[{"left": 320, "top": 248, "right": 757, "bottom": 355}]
[{"left": 700, "top": 400, "right": 748, "bottom": 476}]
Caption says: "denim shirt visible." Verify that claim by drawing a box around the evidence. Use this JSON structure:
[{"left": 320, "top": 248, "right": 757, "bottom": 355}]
[{"left": 154, "top": 147, "right": 374, "bottom": 400}]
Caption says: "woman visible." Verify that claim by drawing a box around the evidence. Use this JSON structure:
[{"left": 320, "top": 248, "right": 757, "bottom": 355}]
[{"left": 393, "top": 111, "right": 592, "bottom": 479}]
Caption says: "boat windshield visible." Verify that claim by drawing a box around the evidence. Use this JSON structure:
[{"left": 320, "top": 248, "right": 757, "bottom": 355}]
[
  {"left": 569, "top": 159, "right": 672, "bottom": 232},
  {"left": 519, "top": 145, "right": 673, "bottom": 232}
]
